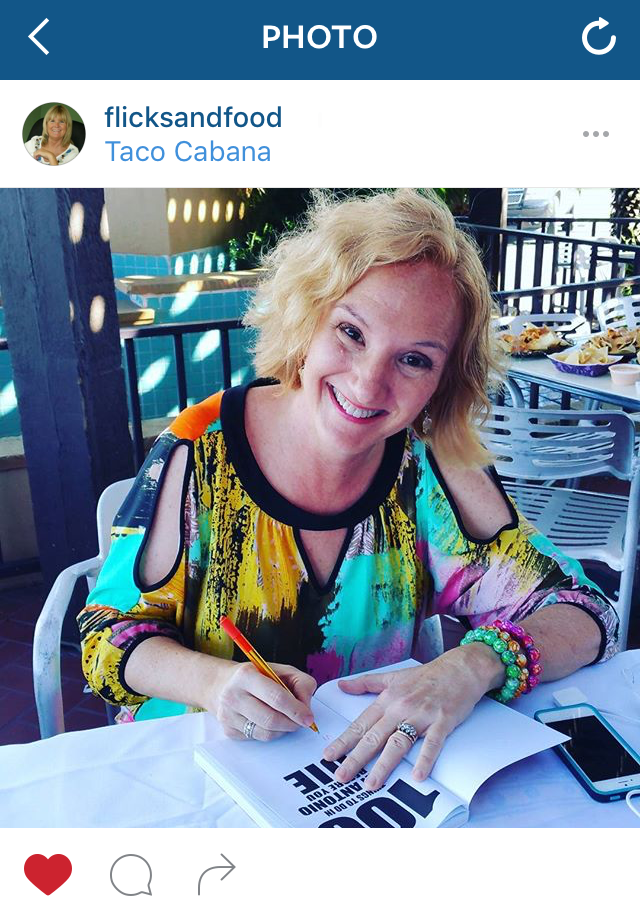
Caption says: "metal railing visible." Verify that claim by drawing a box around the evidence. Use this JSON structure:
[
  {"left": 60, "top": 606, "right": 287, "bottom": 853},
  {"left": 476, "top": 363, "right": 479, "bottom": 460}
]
[
  {"left": 507, "top": 216, "right": 640, "bottom": 240},
  {"left": 0, "top": 337, "right": 40, "bottom": 578},
  {"left": 120, "top": 318, "right": 243, "bottom": 468},
  {"left": 494, "top": 274, "right": 640, "bottom": 322},
  {"left": 465, "top": 223, "right": 640, "bottom": 307}
]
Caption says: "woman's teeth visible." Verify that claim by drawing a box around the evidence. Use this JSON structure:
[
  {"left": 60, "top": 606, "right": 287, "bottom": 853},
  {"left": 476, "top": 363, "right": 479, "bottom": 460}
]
[{"left": 331, "top": 385, "right": 381, "bottom": 419}]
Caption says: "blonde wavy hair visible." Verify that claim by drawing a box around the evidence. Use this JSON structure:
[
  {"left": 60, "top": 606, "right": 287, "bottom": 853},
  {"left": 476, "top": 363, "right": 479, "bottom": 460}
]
[
  {"left": 42, "top": 104, "right": 74, "bottom": 147},
  {"left": 243, "top": 189, "right": 504, "bottom": 467}
]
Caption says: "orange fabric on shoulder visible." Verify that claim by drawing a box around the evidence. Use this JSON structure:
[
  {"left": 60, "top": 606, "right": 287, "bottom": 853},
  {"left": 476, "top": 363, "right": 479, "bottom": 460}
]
[{"left": 168, "top": 391, "right": 223, "bottom": 441}]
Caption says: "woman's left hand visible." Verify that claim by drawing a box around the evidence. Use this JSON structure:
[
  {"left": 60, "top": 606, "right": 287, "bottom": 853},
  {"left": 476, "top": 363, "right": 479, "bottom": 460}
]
[{"left": 323, "top": 644, "right": 503, "bottom": 789}]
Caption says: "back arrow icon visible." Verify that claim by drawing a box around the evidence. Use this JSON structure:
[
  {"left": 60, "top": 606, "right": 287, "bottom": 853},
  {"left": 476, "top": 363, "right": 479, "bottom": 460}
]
[
  {"left": 29, "top": 19, "right": 50, "bottom": 55},
  {"left": 582, "top": 18, "right": 616, "bottom": 55}
]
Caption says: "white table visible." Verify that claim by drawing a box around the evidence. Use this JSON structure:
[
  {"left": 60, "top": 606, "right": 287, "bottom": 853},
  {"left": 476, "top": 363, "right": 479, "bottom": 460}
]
[
  {"left": 1, "top": 651, "right": 639, "bottom": 828},
  {"left": 508, "top": 356, "right": 640, "bottom": 412}
]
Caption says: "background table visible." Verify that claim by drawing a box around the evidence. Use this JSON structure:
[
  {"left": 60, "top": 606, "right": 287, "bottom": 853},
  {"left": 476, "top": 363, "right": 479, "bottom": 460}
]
[
  {"left": 1, "top": 651, "right": 639, "bottom": 828},
  {"left": 508, "top": 355, "right": 640, "bottom": 412}
]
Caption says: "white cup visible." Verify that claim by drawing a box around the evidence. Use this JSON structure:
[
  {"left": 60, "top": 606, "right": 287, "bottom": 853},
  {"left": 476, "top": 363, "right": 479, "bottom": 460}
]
[{"left": 609, "top": 364, "right": 640, "bottom": 386}]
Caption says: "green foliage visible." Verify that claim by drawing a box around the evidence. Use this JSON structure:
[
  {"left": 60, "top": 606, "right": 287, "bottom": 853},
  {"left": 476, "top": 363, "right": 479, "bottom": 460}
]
[
  {"left": 226, "top": 188, "right": 471, "bottom": 268},
  {"left": 227, "top": 189, "right": 311, "bottom": 268},
  {"left": 433, "top": 188, "right": 470, "bottom": 215},
  {"left": 611, "top": 189, "right": 640, "bottom": 246}
]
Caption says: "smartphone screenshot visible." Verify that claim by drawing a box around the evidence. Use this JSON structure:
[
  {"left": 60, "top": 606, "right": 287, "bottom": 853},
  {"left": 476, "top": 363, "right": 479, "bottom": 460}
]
[{"left": 1, "top": 1, "right": 639, "bottom": 907}]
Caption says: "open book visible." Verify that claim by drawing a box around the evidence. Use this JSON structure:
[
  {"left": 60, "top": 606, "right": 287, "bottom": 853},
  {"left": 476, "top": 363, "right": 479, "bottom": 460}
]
[{"left": 194, "top": 660, "right": 566, "bottom": 827}]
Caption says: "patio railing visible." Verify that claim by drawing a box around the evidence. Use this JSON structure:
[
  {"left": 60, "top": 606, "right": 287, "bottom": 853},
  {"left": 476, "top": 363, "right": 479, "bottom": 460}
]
[
  {"left": 121, "top": 318, "right": 242, "bottom": 468},
  {"left": 464, "top": 223, "right": 640, "bottom": 299},
  {"left": 0, "top": 337, "right": 40, "bottom": 578},
  {"left": 507, "top": 216, "right": 640, "bottom": 240},
  {"left": 494, "top": 274, "right": 640, "bottom": 322}
]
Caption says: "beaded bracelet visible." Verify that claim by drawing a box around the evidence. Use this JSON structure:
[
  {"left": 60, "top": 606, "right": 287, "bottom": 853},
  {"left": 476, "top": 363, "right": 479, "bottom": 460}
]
[
  {"left": 460, "top": 626, "right": 528, "bottom": 703},
  {"left": 492, "top": 619, "right": 543, "bottom": 691}
]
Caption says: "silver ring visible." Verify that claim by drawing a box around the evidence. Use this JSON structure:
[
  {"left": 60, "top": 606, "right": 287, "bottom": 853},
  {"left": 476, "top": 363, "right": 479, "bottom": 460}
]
[
  {"left": 243, "top": 719, "right": 257, "bottom": 740},
  {"left": 395, "top": 721, "right": 419, "bottom": 745}
]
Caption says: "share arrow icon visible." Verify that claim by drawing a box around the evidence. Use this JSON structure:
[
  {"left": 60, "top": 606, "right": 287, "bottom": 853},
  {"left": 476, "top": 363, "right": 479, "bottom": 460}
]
[
  {"left": 29, "top": 19, "right": 50, "bottom": 55},
  {"left": 197, "top": 854, "right": 236, "bottom": 894}
]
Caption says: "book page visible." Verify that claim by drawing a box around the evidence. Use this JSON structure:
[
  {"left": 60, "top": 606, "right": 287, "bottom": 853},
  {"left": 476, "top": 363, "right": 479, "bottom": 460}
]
[
  {"left": 195, "top": 699, "right": 464, "bottom": 828},
  {"left": 314, "top": 660, "right": 566, "bottom": 805}
]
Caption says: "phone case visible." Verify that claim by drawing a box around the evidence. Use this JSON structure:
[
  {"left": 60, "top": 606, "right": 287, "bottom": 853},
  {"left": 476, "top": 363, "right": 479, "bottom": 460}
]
[{"left": 534, "top": 703, "right": 640, "bottom": 803}]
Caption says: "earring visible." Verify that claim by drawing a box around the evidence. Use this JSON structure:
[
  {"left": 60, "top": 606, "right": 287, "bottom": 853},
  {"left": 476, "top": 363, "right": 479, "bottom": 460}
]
[{"left": 422, "top": 410, "right": 432, "bottom": 436}]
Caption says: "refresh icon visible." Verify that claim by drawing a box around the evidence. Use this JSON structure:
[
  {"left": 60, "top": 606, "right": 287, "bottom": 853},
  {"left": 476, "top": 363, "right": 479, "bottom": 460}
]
[{"left": 582, "top": 18, "right": 616, "bottom": 55}]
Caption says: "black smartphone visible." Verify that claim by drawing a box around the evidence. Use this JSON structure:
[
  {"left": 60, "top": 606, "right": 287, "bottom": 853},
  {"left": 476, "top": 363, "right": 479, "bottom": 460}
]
[{"left": 535, "top": 703, "right": 640, "bottom": 802}]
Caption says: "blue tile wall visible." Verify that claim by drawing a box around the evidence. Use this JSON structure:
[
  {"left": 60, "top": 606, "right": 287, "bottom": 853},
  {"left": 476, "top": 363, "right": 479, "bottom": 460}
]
[{"left": 0, "top": 247, "right": 255, "bottom": 440}]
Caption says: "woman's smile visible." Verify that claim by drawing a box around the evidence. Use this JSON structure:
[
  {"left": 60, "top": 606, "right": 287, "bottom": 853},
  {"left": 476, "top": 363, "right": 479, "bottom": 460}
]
[{"left": 327, "top": 382, "right": 386, "bottom": 422}]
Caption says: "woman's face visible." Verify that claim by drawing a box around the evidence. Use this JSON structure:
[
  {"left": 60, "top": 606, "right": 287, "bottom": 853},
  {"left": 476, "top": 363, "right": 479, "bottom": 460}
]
[
  {"left": 300, "top": 261, "right": 462, "bottom": 459},
  {"left": 46, "top": 114, "right": 67, "bottom": 142}
]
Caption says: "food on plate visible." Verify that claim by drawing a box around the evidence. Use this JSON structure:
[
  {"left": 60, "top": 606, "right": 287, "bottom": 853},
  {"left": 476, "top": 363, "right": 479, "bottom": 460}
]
[
  {"left": 589, "top": 327, "right": 639, "bottom": 355},
  {"left": 560, "top": 343, "right": 610, "bottom": 365},
  {"left": 497, "top": 324, "right": 567, "bottom": 354}
]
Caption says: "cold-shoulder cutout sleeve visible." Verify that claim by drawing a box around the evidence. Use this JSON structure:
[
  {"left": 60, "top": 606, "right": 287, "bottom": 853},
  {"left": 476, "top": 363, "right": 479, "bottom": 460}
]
[
  {"left": 78, "top": 392, "right": 224, "bottom": 706},
  {"left": 412, "top": 436, "right": 619, "bottom": 662}
]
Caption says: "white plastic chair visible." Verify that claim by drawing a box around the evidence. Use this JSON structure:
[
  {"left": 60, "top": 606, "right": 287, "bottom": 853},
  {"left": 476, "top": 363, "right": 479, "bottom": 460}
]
[
  {"left": 482, "top": 405, "right": 640, "bottom": 650},
  {"left": 594, "top": 295, "right": 640, "bottom": 436},
  {"left": 596, "top": 295, "right": 640, "bottom": 332},
  {"left": 33, "top": 478, "right": 135, "bottom": 739}
]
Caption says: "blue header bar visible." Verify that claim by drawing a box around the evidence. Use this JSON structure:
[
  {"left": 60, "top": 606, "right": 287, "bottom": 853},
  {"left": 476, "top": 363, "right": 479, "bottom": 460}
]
[{"left": 3, "top": 3, "right": 634, "bottom": 79}]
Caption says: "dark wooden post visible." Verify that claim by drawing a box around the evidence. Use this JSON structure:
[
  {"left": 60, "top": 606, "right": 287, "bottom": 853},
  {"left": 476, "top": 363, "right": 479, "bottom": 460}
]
[
  {"left": 468, "top": 188, "right": 507, "bottom": 290},
  {"left": 0, "top": 189, "right": 134, "bottom": 591}
]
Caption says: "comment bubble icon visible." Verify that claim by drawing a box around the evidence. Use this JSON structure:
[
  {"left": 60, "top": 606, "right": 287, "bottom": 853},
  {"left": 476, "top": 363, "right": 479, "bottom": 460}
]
[{"left": 110, "top": 854, "right": 153, "bottom": 896}]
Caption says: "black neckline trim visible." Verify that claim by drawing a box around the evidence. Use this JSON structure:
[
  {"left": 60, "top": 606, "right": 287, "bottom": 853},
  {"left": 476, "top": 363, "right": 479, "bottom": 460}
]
[
  {"left": 220, "top": 380, "right": 407, "bottom": 530},
  {"left": 294, "top": 526, "right": 355, "bottom": 595},
  {"left": 425, "top": 447, "right": 519, "bottom": 545}
]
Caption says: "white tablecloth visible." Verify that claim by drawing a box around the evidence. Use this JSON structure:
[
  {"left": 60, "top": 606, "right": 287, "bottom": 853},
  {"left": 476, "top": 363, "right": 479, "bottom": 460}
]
[{"left": 1, "top": 651, "right": 639, "bottom": 828}]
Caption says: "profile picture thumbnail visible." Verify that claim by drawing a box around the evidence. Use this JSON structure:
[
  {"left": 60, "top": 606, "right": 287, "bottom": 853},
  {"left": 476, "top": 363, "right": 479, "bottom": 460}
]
[{"left": 23, "top": 103, "right": 85, "bottom": 166}]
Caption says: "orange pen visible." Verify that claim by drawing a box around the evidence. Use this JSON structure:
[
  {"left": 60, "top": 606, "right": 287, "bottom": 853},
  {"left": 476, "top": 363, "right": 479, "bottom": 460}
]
[{"left": 220, "top": 616, "right": 319, "bottom": 733}]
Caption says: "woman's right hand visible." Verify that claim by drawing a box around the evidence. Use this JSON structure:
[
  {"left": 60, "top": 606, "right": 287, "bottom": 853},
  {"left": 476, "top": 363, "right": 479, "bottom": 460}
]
[
  {"left": 206, "top": 661, "right": 317, "bottom": 742},
  {"left": 34, "top": 149, "right": 57, "bottom": 165}
]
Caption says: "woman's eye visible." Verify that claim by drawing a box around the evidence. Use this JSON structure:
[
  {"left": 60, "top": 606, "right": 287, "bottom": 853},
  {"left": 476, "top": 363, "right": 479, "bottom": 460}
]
[
  {"left": 338, "top": 324, "right": 364, "bottom": 344},
  {"left": 401, "top": 353, "right": 432, "bottom": 370}
]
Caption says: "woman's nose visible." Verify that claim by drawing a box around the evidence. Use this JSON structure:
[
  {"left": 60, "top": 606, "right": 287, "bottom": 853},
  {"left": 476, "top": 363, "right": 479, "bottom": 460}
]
[{"left": 351, "top": 353, "right": 388, "bottom": 404}]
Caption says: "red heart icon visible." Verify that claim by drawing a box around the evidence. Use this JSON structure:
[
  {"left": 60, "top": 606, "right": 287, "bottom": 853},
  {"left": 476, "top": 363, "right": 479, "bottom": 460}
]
[{"left": 24, "top": 854, "right": 72, "bottom": 895}]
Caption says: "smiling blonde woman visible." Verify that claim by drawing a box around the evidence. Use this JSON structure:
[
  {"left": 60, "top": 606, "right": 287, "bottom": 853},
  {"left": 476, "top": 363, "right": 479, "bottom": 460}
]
[
  {"left": 79, "top": 189, "right": 618, "bottom": 792},
  {"left": 25, "top": 104, "right": 79, "bottom": 166}
]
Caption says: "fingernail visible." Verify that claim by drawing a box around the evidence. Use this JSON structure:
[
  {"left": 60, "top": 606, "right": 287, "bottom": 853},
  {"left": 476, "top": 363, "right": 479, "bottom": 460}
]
[
  {"left": 304, "top": 714, "right": 315, "bottom": 727},
  {"left": 413, "top": 768, "right": 426, "bottom": 782}
]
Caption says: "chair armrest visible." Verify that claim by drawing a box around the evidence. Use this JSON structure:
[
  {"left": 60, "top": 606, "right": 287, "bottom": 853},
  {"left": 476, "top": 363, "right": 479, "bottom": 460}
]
[{"left": 33, "top": 556, "right": 102, "bottom": 739}]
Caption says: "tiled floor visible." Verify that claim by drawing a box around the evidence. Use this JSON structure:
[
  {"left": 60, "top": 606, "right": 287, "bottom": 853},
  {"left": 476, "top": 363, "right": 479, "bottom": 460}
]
[{"left": 1, "top": 563, "right": 639, "bottom": 746}]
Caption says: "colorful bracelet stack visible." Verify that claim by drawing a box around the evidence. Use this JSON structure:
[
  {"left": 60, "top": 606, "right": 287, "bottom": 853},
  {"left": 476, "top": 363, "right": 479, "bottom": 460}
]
[
  {"left": 459, "top": 620, "right": 543, "bottom": 704},
  {"left": 492, "top": 619, "right": 543, "bottom": 691}
]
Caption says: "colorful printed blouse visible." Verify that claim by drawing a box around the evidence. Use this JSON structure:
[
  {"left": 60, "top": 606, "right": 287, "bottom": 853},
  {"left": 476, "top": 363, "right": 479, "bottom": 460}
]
[
  {"left": 79, "top": 381, "right": 619, "bottom": 716},
  {"left": 25, "top": 136, "right": 79, "bottom": 164}
]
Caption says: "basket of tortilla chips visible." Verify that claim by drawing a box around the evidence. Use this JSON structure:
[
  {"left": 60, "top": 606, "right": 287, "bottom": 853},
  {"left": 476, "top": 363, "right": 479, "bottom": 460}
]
[
  {"left": 581, "top": 327, "right": 640, "bottom": 362},
  {"left": 497, "top": 324, "right": 570, "bottom": 358},
  {"left": 547, "top": 341, "right": 624, "bottom": 376}
]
